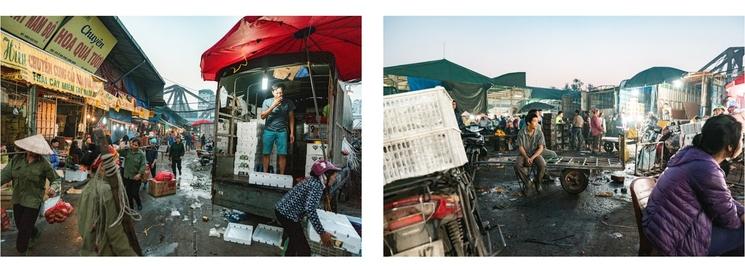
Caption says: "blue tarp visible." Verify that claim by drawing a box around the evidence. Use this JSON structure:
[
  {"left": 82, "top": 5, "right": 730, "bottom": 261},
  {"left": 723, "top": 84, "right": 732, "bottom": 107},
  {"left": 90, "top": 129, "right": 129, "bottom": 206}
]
[
  {"left": 124, "top": 77, "right": 149, "bottom": 108},
  {"left": 407, "top": 76, "right": 442, "bottom": 91},
  {"left": 108, "top": 109, "right": 133, "bottom": 123}
]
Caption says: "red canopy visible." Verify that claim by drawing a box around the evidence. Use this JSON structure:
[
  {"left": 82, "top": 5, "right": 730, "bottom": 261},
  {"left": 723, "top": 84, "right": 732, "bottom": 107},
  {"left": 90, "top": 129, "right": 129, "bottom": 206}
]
[
  {"left": 200, "top": 16, "right": 361, "bottom": 82},
  {"left": 191, "top": 119, "right": 213, "bottom": 127}
]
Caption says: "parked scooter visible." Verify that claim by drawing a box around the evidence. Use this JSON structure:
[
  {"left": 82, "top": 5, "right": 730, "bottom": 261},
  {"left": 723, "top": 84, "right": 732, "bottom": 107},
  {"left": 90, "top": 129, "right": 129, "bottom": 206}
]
[
  {"left": 196, "top": 142, "right": 214, "bottom": 166},
  {"left": 383, "top": 168, "right": 496, "bottom": 256},
  {"left": 462, "top": 125, "right": 488, "bottom": 175}
]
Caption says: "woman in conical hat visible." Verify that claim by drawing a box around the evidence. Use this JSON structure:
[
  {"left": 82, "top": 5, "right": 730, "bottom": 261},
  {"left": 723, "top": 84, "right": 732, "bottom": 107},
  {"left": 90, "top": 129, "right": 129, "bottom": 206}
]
[{"left": 0, "top": 134, "right": 58, "bottom": 255}]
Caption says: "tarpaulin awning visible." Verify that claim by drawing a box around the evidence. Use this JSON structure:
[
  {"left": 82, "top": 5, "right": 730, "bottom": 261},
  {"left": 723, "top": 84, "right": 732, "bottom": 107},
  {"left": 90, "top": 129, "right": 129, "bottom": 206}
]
[
  {"left": 384, "top": 59, "right": 493, "bottom": 113},
  {"left": 200, "top": 16, "right": 361, "bottom": 82},
  {"left": 384, "top": 59, "right": 493, "bottom": 85},
  {"left": 624, "top": 66, "right": 687, "bottom": 88}
]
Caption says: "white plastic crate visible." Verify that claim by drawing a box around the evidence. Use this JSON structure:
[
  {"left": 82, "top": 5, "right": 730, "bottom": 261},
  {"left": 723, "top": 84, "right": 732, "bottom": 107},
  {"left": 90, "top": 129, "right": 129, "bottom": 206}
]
[
  {"left": 383, "top": 128, "right": 467, "bottom": 184},
  {"left": 308, "top": 209, "right": 362, "bottom": 255},
  {"left": 305, "top": 154, "right": 325, "bottom": 175},
  {"left": 306, "top": 143, "right": 328, "bottom": 156},
  {"left": 248, "top": 171, "right": 293, "bottom": 189},
  {"left": 384, "top": 87, "right": 458, "bottom": 141},
  {"left": 252, "top": 224, "right": 284, "bottom": 247},
  {"left": 224, "top": 223, "right": 254, "bottom": 245},
  {"left": 64, "top": 169, "right": 87, "bottom": 182}
]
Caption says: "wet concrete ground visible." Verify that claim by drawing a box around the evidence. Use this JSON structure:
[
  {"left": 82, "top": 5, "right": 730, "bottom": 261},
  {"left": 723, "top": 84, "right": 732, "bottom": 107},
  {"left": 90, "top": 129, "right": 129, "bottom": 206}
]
[
  {"left": 1, "top": 150, "right": 361, "bottom": 256},
  {"left": 475, "top": 150, "right": 644, "bottom": 256},
  {"left": 476, "top": 147, "right": 743, "bottom": 256}
]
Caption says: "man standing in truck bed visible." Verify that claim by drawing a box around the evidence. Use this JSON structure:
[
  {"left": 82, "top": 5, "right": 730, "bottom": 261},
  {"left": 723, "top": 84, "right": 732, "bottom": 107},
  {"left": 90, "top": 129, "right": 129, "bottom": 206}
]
[{"left": 260, "top": 83, "right": 296, "bottom": 175}]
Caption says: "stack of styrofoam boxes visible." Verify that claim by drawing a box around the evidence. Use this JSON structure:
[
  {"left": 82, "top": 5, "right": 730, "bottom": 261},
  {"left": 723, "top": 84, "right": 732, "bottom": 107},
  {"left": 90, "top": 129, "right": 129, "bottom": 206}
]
[
  {"left": 308, "top": 209, "right": 362, "bottom": 255},
  {"left": 305, "top": 143, "right": 328, "bottom": 176},
  {"left": 234, "top": 121, "right": 262, "bottom": 176},
  {"left": 680, "top": 122, "right": 704, "bottom": 148},
  {"left": 248, "top": 171, "right": 293, "bottom": 189},
  {"left": 383, "top": 87, "right": 468, "bottom": 184}
]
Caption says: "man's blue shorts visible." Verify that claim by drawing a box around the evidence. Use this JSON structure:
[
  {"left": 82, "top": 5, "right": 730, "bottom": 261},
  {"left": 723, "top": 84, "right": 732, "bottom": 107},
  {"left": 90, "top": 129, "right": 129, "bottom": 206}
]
[{"left": 262, "top": 129, "right": 288, "bottom": 155}]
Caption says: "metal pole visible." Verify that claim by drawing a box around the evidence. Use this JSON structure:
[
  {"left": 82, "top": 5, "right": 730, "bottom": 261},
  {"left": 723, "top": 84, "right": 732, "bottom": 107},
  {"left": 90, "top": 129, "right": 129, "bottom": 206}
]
[{"left": 303, "top": 37, "right": 327, "bottom": 161}]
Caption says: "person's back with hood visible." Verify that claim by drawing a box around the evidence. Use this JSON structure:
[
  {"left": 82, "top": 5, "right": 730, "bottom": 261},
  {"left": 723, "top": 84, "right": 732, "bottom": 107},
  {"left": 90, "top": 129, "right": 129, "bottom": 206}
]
[{"left": 643, "top": 145, "right": 744, "bottom": 255}]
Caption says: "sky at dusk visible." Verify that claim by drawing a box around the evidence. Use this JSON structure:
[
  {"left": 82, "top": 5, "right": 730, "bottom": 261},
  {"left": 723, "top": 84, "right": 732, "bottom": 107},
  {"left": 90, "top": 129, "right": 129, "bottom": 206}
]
[{"left": 385, "top": 16, "right": 744, "bottom": 88}]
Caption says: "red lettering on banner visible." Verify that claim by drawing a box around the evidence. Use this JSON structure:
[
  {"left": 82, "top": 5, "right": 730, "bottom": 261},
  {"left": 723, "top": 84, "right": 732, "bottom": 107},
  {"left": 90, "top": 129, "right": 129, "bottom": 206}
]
[
  {"left": 40, "top": 20, "right": 59, "bottom": 40},
  {"left": 88, "top": 52, "right": 104, "bottom": 68},
  {"left": 53, "top": 28, "right": 76, "bottom": 51},
  {"left": 25, "top": 16, "right": 48, "bottom": 35},
  {"left": 73, "top": 42, "right": 91, "bottom": 60},
  {"left": 11, "top": 16, "right": 27, "bottom": 24}
]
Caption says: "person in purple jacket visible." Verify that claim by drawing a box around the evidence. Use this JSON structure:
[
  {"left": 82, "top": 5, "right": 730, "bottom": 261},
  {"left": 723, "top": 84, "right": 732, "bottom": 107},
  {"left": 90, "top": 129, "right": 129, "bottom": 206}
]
[{"left": 643, "top": 114, "right": 744, "bottom": 256}]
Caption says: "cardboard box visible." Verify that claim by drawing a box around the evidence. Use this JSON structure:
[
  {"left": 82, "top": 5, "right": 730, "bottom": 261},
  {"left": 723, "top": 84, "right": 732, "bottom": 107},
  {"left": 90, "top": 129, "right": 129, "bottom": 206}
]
[
  {"left": 148, "top": 179, "right": 176, "bottom": 197},
  {"left": 1, "top": 186, "right": 12, "bottom": 209}
]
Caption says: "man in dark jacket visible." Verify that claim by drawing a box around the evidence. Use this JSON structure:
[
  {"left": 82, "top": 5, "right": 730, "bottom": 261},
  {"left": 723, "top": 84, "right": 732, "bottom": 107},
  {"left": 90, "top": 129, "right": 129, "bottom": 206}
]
[{"left": 169, "top": 136, "right": 185, "bottom": 177}]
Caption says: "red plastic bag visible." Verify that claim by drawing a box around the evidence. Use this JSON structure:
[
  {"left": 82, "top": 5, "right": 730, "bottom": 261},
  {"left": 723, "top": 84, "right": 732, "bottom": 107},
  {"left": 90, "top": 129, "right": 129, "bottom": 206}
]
[
  {"left": 155, "top": 171, "right": 174, "bottom": 182},
  {"left": 43, "top": 200, "right": 74, "bottom": 224}
]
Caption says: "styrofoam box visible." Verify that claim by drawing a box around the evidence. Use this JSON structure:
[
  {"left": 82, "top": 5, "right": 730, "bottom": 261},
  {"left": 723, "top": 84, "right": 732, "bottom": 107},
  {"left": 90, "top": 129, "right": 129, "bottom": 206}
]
[
  {"left": 383, "top": 128, "right": 468, "bottom": 184},
  {"left": 248, "top": 171, "right": 293, "bottom": 189},
  {"left": 224, "top": 223, "right": 254, "bottom": 245},
  {"left": 308, "top": 209, "right": 361, "bottom": 254},
  {"left": 306, "top": 144, "right": 328, "bottom": 156},
  {"left": 234, "top": 167, "right": 253, "bottom": 176},
  {"left": 64, "top": 169, "right": 87, "bottom": 182},
  {"left": 252, "top": 224, "right": 284, "bottom": 247},
  {"left": 384, "top": 87, "right": 458, "bottom": 142}
]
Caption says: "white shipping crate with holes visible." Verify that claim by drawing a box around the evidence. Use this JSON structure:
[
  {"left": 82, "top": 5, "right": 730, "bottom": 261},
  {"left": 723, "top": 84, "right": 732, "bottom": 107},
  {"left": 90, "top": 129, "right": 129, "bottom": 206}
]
[
  {"left": 393, "top": 240, "right": 445, "bottom": 257},
  {"left": 384, "top": 87, "right": 458, "bottom": 141},
  {"left": 308, "top": 209, "right": 361, "bottom": 254},
  {"left": 383, "top": 128, "right": 467, "bottom": 184},
  {"left": 305, "top": 154, "right": 325, "bottom": 175},
  {"left": 306, "top": 143, "right": 328, "bottom": 156},
  {"left": 224, "top": 223, "right": 254, "bottom": 245},
  {"left": 248, "top": 172, "right": 293, "bottom": 189},
  {"left": 252, "top": 224, "right": 284, "bottom": 247}
]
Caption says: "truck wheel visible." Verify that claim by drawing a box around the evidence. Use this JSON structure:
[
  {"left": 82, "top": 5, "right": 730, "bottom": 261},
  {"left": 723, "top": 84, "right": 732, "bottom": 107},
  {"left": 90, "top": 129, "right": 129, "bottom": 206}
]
[
  {"left": 560, "top": 169, "right": 588, "bottom": 194},
  {"left": 604, "top": 142, "right": 615, "bottom": 153}
]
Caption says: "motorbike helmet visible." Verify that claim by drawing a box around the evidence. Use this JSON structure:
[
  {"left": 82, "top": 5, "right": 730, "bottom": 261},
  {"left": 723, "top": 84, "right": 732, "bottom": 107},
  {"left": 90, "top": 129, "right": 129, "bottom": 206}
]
[{"left": 310, "top": 159, "right": 341, "bottom": 177}]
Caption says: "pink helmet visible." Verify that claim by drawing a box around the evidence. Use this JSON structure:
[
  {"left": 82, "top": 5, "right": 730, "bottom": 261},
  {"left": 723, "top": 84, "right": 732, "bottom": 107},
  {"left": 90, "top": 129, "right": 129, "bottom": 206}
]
[{"left": 311, "top": 159, "right": 341, "bottom": 176}]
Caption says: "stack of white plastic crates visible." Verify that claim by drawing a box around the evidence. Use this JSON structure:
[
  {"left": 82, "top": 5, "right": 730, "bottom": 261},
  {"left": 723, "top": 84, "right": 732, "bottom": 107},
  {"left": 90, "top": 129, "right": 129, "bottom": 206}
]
[
  {"left": 383, "top": 87, "right": 468, "bottom": 184},
  {"left": 307, "top": 209, "right": 361, "bottom": 256},
  {"left": 305, "top": 143, "right": 328, "bottom": 175},
  {"left": 234, "top": 121, "right": 263, "bottom": 176}
]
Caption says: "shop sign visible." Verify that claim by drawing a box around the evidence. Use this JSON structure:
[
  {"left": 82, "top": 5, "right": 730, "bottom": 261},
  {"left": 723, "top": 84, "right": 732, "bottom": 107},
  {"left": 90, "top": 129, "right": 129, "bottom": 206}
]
[
  {"left": 116, "top": 94, "right": 136, "bottom": 112},
  {"left": 44, "top": 16, "right": 117, "bottom": 73},
  {"left": 1, "top": 32, "right": 103, "bottom": 99},
  {"left": 1, "top": 16, "right": 65, "bottom": 48}
]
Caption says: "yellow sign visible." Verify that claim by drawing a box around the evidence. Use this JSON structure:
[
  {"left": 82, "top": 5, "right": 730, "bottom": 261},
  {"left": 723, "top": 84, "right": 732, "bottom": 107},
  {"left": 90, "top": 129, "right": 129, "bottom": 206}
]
[
  {"left": 1, "top": 32, "right": 103, "bottom": 99},
  {"left": 45, "top": 16, "right": 117, "bottom": 73},
  {"left": 117, "top": 94, "right": 135, "bottom": 112},
  {"left": 1, "top": 16, "right": 65, "bottom": 48}
]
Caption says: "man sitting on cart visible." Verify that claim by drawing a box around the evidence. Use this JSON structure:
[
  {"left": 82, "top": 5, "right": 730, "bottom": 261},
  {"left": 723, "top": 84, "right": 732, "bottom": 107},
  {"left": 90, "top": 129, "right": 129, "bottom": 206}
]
[
  {"left": 260, "top": 83, "right": 296, "bottom": 175},
  {"left": 514, "top": 112, "right": 546, "bottom": 194}
]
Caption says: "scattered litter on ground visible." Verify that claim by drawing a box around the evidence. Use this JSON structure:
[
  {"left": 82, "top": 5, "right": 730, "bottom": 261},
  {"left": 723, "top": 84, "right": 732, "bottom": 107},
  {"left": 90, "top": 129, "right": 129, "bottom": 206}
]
[
  {"left": 143, "top": 223, "right": 165, "bottom": 236},
  {"left": 209, "top": 227, "right": 224, "bottom": 238},
  {"left": 170, "top": 210, "right": 180, "bottom": 217},
  {"left": 223, "top": 209, "right": 248, "bottom": 222},
  {"left": 525, "top": 238, "right": 573, "bottom": 247},
  {"left": 600, "top": 219, "right": 636, "bottom": 229},
  {"left": 610, "top": 232, "right": 623, "bottom": 239},
  {"left": 509, "top": 198, "right": 518, "bottom": 201},
  {"left": 595, "top": 191, "right": 614, "bottom": 197},
  {"left": 190, "top": 202, "right": 202, "bottom": 209},
  {"left": 202, "top": 216, "right": 209, "bottom": 222},
  {"left": 620, "top": 187, "right": 628, "bottom": 194}
]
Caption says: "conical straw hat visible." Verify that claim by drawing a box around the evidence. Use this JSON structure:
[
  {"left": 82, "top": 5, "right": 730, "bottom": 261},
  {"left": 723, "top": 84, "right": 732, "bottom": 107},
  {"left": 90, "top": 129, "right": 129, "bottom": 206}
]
[{"left": 14, "top": 134, "right": 54, "bottom": 155}]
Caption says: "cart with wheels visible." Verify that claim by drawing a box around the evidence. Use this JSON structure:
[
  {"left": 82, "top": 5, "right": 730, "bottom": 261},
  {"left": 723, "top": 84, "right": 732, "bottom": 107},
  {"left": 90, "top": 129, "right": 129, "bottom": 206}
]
[{"left": 475, "top": 155, "right": 625, "bottom": 194}]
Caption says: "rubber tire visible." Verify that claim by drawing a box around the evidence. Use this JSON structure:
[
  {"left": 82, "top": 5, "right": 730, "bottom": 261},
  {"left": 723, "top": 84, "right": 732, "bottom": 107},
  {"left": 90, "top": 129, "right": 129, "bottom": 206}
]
[{"left": 560, "top": 169, "right": 589, "bottom": 194}]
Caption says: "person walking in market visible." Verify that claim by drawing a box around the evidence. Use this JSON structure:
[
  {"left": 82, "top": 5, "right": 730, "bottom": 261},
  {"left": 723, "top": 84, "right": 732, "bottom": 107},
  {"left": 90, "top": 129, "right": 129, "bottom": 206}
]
[
  {"left": 275, "top": 159, "right": 339, "bottom": 256},
  {"left": 260, "top": 83, "right": 296, "bottom": 175},
  {"left": 169, "top": 136, "right": 185, "bottom": 177},
  {"left": 0, "top": 134, "right": 58, "bottom": 255},
  {"left": 118, "top": 138, "right": 148, "bottom": 211}
]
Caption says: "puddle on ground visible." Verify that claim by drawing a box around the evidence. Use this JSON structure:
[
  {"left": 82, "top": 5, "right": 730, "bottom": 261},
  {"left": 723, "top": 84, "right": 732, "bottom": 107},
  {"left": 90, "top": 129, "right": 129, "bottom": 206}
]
[{"left": 144, "top": 242, "right": 179, "bottom": 256}]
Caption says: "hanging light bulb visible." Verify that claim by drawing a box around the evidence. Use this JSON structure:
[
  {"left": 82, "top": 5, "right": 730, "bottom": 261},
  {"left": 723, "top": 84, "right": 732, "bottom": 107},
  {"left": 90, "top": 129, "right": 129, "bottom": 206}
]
[
  {"left": 261, "top": 73, "right": 269, "bottom": 91},
  {"left": 102, "top": 117, "right": 107, "bottom": 124}
]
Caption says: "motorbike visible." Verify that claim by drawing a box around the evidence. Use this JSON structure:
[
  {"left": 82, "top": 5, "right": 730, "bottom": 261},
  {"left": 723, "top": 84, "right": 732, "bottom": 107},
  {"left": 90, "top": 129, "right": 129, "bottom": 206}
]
[
  {"left": 196, "top": 142, "right": 214, "bottom": 166},
  {"left": 462, "top": 125, "right": 488, "bottom": 176},
  {"left": 383, "top": 168, "right": 496, "bottom": 256}
]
